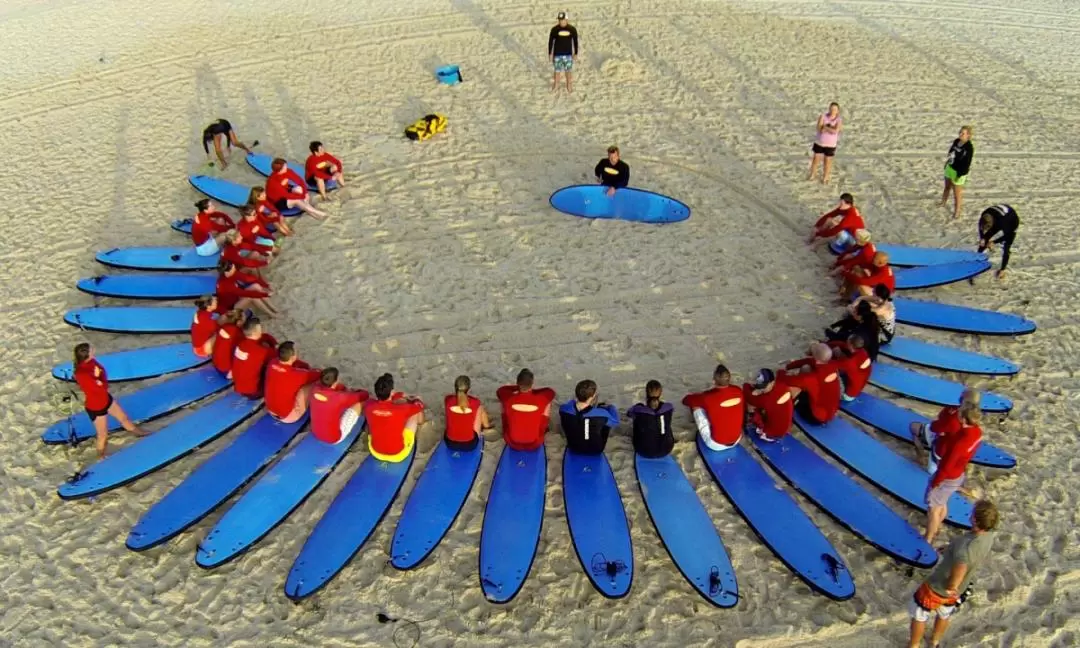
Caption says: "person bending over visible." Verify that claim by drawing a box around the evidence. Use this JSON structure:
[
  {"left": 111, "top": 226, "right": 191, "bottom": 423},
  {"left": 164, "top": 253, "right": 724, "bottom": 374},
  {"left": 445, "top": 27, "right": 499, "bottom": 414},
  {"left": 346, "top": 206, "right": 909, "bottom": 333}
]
[
  {"left": 627, "top": 380, "right": 675, "bottom": 458},
  {"left": 781, "top": 342, "right": 841, "bottom": 424},
  {"left": 595, "top": 146, "right": 629, "bottom": 197},
  {"left": 743, "top": 368, "right": 794, "bottom": 442},
  {"left": 310, "top": 368, "right": 369, "bottom": 445},
  {"left": 496, "top": 368, "right": 556, "bottom": 451},
  {"left": 559, "top": 379, "right": 619, "bottom": 455},
  {"left": 72, "top": 343, "right": 148, "bottom": 458},
  {"left": 977, "top": 204, "right": 1019, "bottom": 280},
  {"left": 682, "top": 364, "right": 745, "bottom": 451},
  {"left": 444, "top": 375, "right": 492, "bottom": 452},
  {"left": 305, "top": 141, "right": 345, "bottom": 200},
  {"left": 266, "top": 158, "right": 327, "bottom": 219},
  {"left": 264, "top": 341, "right": 321, "bottom": 423},
  {"left": 907, "top": 499, "right": 998, "bottom": 648},
  {"left": 202, "top": 118, "right": 252, "bottom": 170}
]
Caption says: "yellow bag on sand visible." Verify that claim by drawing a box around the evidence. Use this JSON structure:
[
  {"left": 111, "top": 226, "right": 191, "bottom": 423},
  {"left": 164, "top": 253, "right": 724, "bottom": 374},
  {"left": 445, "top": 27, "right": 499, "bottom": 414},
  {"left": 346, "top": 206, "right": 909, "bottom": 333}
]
[{"left": 405, "top": 114, "right": 448, "bottom": 141}]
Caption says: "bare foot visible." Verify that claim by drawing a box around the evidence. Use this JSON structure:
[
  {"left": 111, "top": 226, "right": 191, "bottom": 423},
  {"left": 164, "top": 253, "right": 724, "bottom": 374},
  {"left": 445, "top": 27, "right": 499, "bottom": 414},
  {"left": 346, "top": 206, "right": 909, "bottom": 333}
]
[
  {"left": 132, "top": 426, "right": 150, "bottom": 437},
  {"left": 996, "top": 270, "right": 1006, "bottom": 281}
]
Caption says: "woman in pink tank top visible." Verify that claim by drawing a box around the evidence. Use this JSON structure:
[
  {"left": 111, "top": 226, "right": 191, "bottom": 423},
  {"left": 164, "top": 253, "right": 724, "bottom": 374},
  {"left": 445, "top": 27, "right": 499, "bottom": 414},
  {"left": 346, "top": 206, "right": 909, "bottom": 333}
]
[{"left": 808, "top": 102, "right": 843, "bottom": 184}]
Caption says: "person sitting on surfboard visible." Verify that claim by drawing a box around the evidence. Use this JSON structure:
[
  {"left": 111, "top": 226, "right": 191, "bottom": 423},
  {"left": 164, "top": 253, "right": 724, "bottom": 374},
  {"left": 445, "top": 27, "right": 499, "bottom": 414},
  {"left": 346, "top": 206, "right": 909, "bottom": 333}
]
[
  {"left": 559, "top": 379, "right": 620, "bottom": 455},
  {"left": 202, "top": 118, "right": 253, "bottom": 170},
  {"left": 341, "top": 373, "right": 424, "bottom": 463},
  {"left": 266, "top": 158, "right": 327, "bottom": 220},
  {"left": 191, "top": 199, "right": 235, "bottom": 257},
  {"left": 264, "top": 342, "right": 321, "bottom": 423},
  {"left": 221, "top": 230, "right": 273, "bottom": 276},
  {"left": 238, "top": 205, "right": 279, "bottom": 250},
  {"left": 305, "top": 141, "right": 345, "bottom": 200},
  {"left": 231, "top": 317, "right": 278, "bottom": 398},
  {"left": 247, "top": 187, "right": 292, "bottom": 237},
  {"left": 626, "top": 380, "right": 675, "bottom": 458},
  {"left": 190, "top": 295, "right": 219, "bottom": 358},
  {"left": 215, "top": 260, "right": 279, "bottom": 317},
  {"left": 825, "top": 300, "right": 881, "bottom": 361},
  {"left": 496, "top": 368, "right": 557, "bottom": 451},
  {"left": 211, "top": 309, "right": 247, "bottom": 377},
  {"left": 743, "top": 368, "right": 794, "bottom": 441},
  {"left": 827, "top": 335, "right": 872, "bottom": 401},
  {"left": 594, "top": 146, "right": 630, "bottom": 197},
  {"left": 310, "top": 368, "right": 370, "bottom": 444},
  {"left": 72, "top": 342, "right": 148, "bottom": 459},
  {"left": 444, "top": 375, "right": 492, "bottom": 452},
  {"left": 847, "top": 283, "right": 895, "bottom": 345},
  {"left": 682, "top": 364, "right": 745, "bottom": 451},
  {"left": 923, "top": 404, "right": 983, "bottom": 544},
  {"left": 809, "top": 193, "right": 864, "bottom": 249},
  {"left": 840, "top": 251, "right": 895, "bottom": 299},
  {"left": 830, "top": 229, "right": 874, "bottom": 274},
  {"left": 780, "top": 342, "right": 841, "bottom": 424}
]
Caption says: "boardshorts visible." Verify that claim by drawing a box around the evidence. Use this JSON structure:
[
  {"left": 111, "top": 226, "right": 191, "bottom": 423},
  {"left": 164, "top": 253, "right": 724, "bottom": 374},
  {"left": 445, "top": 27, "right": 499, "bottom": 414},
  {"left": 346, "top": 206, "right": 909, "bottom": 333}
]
[{"left": 554, "top": 55, "right": 573, "bottom": 72}]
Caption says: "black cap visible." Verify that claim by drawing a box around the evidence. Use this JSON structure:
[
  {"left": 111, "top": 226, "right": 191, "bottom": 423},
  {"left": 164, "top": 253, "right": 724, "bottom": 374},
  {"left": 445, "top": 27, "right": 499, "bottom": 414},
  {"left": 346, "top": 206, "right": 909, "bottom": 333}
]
[
  {"left": 557, "top": 11, "right": 567, "bottom": 19},
  {"left": 752, "top": 368, "right": 775, "bottom": 389}
]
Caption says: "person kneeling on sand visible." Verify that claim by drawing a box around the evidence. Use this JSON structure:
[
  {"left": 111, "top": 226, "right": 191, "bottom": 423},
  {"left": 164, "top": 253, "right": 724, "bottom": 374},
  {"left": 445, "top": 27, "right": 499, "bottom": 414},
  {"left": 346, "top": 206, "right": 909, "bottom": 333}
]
[
  {"left": 310, "top": 368, "right": 370, "bottom": 444},
  {"left": 627, "top": 380, "right": 675, "bottom": 458},
  {"left": 780, "top": 342, "right": 841, "bottom": 424},
  {"left": 682, "top": 364, "right": 745, "bottom": 451},
  {"left": 907, "top": 500, "right": 999, "bottom": 648},
  {"left": 342, "top": 373, "right": 425, "bottom": 463},
  {"left": 808, "top": 193, "right": 864, "bottom": 249},
  {"left": 743, "top": 368, "right": 794, "bottom": 442},
  {"left": 264, "top": 342, "right": 321, "bottom": 423},
  {"left": 496, "top": 369, "right": 557, "bottom": 451},
  {"left": 443, "top": 375, "right": 493, "bottom": 452},
  {"left": 266, "top": 158, "right": 327, "bottom": 219},
  {"left": 559, "top": 379, "right": 620, "bottom": 455},
  {"left": 595, "top": 146, "right": 630, "bottom": 197},
  {"left": 305, "top": 141, "right": 345, "bottom": 200}
]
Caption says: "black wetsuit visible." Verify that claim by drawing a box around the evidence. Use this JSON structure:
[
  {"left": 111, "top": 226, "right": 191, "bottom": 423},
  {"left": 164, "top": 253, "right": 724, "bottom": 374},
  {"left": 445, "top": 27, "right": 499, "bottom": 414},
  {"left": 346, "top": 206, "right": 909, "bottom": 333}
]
[
  {"left": 559, "top": 401, "right": 618, "bottom": 455},
  {"left": 978, "top": 204, "right": 1019, "bottom": 272},
  {"left": 548, "top": 24, "right": 579, "bottom": 57},
  {"left": 595, "top": 159, "right": 630, "bottom": 188},
  {"left": 627, "top": 401, "right": 675, "bottom": 458},
  {"left": 825, "top": 316, "right": 881, "bottom": 361},
  {"left": 202, "top": 119, "right": 233, "bottom": 154}
]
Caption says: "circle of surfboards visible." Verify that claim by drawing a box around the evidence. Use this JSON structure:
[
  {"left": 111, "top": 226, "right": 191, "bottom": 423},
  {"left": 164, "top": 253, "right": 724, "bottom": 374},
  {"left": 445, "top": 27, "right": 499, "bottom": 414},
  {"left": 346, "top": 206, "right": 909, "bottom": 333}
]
[{"left": 50, "top": 156, "right": 1033, "bottom": 606}]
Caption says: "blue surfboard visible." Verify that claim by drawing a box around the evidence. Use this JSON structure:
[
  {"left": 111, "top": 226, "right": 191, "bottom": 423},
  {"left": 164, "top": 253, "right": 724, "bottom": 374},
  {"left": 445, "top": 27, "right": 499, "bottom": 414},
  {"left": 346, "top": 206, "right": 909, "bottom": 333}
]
[
  {"left": 880, "top": 337, "right": 1019, "bottom": 376},
  {"left": 894, "top": 260, "right": 991, "bottom": 290},
  {"left": 793, "top": 414, "right": 974, "bottom": 528},
  {"left": 697, "top": 439, "right": 855, "bottom": 600},
  {"left": 195, "top": 417, "right": 365, "bottom": 569},
  {"left": 549, "top": 185, "right": 690, "bottom": 223},
  {"left": 479, "top": 446, "right": 547, "bottom": 604},
  {"left": 126, "top": 413, "right": 307, "bottom": 551},
  {"left": 895, "top": 297, "right": 1036, "bottom": 336},
  {"left": 563, "top": 451, "right": 634, "bottom": 599},
  {"left": 42, "top": 366, "right": 230, "bottom": 444},
  {"left": 95, "top": 247, "right": 219, "bottom": 272},
  {"left": 77, "top": 274, "right": 216, "bottom": 301},
  {"left": 749, "top": 433, "right": 938, "bottom": 566},
  {"left": 64, "top": 307, "right": 196, "bottom": 334},
  {"left": 57, "top": 393, "right": 261, "bottom": 500},
  {"left": 285, "top": 449, "right": 415, "bottom": 600},
  {"left": 839, "top": 393, "right": 1016, "bottom": 469},
  {"left": 389, "top": 441, "right": 483, "bottom": 570},
  {"left": 634, "top": 453, "right": 739, "bottom": 607},
  {"left": 246, "top": 153, "right": 338, "bottom": 192},
  {"left": 877, "top": 244, "right": 987, "bottom": 268},
  {"left": 870, "top": 363, "right": 1012, "bottom": 412},
  {"left": 52, "top": 343, "right": 207, "bottom": 382}
]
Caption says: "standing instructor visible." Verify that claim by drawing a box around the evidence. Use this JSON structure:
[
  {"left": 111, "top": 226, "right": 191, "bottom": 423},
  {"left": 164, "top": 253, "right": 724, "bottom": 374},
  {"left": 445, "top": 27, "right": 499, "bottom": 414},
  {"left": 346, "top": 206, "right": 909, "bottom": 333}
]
[{"left": 548, "top": 11, "right": 579, "bottom": 94}]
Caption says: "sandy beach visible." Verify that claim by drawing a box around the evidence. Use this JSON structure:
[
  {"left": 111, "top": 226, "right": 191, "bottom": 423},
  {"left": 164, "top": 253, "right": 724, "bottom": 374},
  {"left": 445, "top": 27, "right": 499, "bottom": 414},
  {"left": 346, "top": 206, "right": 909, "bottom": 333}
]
[{"left": 3, "top": 0, "right": 1079, "bottom": 645}]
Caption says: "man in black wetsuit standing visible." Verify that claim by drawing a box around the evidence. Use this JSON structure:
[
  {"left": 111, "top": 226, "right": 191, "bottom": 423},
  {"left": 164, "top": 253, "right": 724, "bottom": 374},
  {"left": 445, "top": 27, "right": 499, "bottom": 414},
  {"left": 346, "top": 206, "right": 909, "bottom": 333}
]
[
  {"left": 977, "top": 204, "right": 1019, "bottom": 280},
  {"left": 595, "top": 146, "right": 630, "bottom": 197},
  {"left": 548, "top": 11, "right": 579, "bottom": 94}
]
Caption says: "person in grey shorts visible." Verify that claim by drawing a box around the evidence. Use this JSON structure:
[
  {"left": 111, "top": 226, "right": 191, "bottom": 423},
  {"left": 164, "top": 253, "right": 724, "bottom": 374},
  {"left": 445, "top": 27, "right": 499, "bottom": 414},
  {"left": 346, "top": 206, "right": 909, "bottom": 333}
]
[{"left": 908, "top": 500, "right": 999, "bottom": 648}]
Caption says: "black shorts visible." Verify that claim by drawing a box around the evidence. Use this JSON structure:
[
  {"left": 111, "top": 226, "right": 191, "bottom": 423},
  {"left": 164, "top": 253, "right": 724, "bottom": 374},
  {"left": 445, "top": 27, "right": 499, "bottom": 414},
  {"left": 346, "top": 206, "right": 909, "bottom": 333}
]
[
  {"left": 274, "top": 198, "right": 291, "bottom": 211},
  {"left": 444, "top": 434, "right": 479, "bottom": 452},
  {"left": 306, "top": 175, "right": 318, "bottom": 186},
  {"left": 795, "top": 393, "right": 824, "bottom": 424},
  {"left": 86, "top": 395, "right": 114, "bottom": 420},
  {"left": 812, "top": 143, "right": 836, "bottom": 157}
]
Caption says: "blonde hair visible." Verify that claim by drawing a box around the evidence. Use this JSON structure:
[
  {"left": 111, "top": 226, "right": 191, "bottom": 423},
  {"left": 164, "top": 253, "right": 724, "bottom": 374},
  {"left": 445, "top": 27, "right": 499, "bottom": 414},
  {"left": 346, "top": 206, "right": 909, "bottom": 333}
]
[
  {"left": 959, "top": 402, "right": 982, "bottom": 425},
  {"left": 960, "top": 125, "right": 974, "bottom": 138}
]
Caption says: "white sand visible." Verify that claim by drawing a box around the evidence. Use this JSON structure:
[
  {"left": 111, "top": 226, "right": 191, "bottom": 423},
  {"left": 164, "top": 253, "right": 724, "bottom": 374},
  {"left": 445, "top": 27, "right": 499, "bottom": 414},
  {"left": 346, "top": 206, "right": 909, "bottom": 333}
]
[{"left": 3, "top": 0, "right": 1079, "bottom": 645}]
